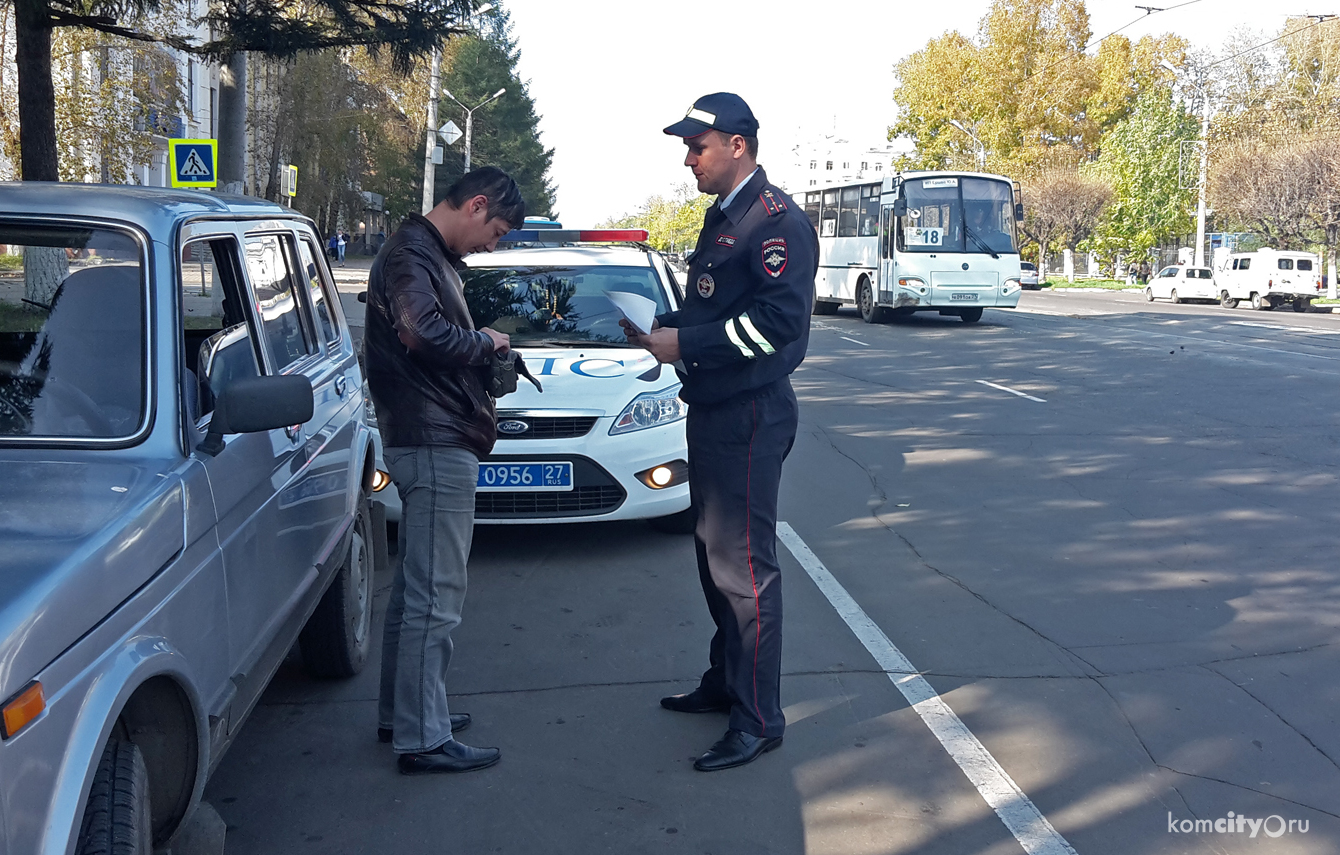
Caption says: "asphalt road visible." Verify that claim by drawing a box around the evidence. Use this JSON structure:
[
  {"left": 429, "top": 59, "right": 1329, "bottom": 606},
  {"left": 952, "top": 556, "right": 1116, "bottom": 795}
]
[{"left": 207, "top": 287, "right": 1340, "bottom": 854}]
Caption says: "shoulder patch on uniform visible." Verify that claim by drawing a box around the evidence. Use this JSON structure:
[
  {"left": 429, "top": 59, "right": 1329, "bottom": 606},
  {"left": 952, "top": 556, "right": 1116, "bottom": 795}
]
[
  {"left": 759, "top": 189, "right": 788, "bottom": 216},
  {"left": 761, "top": 237, "right": 788, "bottom": 278}
]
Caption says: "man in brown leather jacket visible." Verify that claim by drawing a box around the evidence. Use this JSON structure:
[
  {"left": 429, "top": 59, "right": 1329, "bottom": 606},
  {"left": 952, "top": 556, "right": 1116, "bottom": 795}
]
[{"left": 363, "top": 166, "right": 524, "bottom": 774}]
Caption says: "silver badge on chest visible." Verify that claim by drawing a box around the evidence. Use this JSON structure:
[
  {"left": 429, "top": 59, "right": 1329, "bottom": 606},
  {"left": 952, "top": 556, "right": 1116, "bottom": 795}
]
[{"left": 697, "top": 273, "right": 715, "bottom": 298}]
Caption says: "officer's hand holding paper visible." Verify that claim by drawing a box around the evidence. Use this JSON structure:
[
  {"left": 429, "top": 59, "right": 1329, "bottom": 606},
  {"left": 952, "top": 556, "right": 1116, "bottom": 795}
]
[{"left": 604, "top": 290, "right": 657, "bottom": 335}]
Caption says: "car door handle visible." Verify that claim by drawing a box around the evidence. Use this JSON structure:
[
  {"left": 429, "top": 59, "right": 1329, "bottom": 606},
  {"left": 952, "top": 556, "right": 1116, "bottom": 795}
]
[{"left": 334, "top": 375, "right": 348, "bottom": 397}]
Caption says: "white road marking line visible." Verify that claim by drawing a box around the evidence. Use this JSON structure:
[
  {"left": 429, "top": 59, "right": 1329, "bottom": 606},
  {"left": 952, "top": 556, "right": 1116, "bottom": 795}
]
[
  {"left": 976, "top": 379, "right": 1047, "bottom": 403},
  {"left": 839, "top": 336, "right": 870, "bottom": 347},
  {"left": 777, "top": 523, "right": 1078, "bottom": 855},
  {"left": 1228, "top": 320, "right": 1340, "bottom": 336}
]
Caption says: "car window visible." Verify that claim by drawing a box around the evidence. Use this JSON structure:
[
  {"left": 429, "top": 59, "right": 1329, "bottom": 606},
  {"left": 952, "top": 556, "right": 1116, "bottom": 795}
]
[
  {"left": 0, "top": 224, "right": 146, "bottom": 439},
  {"left": 463, "top": 264, "right": 670, "bottom": 346},
  {"left": 296, "top": 238, "right": 340, "bottom": 347},
  {"left": 1296, "top": 259, "right": 1313, "bottom": 271},
  {"left": 181, "top": 237, "right": 260, "bottom": 421},
  {"left": 1160, "top": 267, "right": 1178, "bottom": 278},
  {"left": 1278, "top": 258, "right": 1294, "bottom": 270},
  {"left": 1239, "top": 258, "right": 1251, "bottom": 270},
  {"left": 244, "top": 234, "right": 313, "bottom": 370}
]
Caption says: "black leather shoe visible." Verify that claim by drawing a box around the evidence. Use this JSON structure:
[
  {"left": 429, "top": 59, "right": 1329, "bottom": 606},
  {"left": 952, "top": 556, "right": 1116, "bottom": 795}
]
[
  {"left": 378, "top": 713, "right": 471, "bottom": 743},
  {"left": 693, "top": 729, "right": 783, "bottom": 771},
  {"left": 397, "top": 740, "right": 500, "bottom": 774},
  {"left": 660, "top": 689, "right": 731, "bottom": 714}
]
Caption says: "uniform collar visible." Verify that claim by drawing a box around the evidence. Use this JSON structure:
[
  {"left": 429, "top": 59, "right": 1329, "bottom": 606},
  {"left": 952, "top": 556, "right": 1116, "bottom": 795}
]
[
  {"left": 718, "top": 167, "right": 759, "bottom": 214},
  {"left": 718, "top": 166, "right": 769, "bottom": 226}
]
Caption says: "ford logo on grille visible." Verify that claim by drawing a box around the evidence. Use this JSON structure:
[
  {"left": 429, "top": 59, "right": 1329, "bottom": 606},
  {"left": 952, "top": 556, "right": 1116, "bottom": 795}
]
[{"left": 497, "top": 420, "right": 530, "bottom": 435}]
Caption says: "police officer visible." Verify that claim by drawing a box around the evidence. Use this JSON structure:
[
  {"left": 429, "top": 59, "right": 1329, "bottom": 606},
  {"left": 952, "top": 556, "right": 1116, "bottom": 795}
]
[{"left": 625, "top": 92, "right": 817, "bottom": 771}]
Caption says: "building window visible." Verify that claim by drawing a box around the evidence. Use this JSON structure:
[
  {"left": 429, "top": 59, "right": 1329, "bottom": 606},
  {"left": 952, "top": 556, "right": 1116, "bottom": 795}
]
[
  {"left": 187, "top": 61, "right": 195, "bottom": 117},
  {"left": 875, "top": 163, "right": 883, "bottom": 171},
  {"left": 843, "top": 162, "right": 850, "bottom": 169},
  {"left": 825, "top": 161, "right": 833, "bottom": 170},
  {"left": 809, "top": 160, "right": 816, "bottom": 170},
  {"left": 860, "top": 161, "right": 868, "bottom": 171}
]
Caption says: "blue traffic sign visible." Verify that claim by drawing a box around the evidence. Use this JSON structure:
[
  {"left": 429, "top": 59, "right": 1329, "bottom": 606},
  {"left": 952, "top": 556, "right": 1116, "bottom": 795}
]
[{"left": 169, "top": 139, "right": 218, "bottom": 188}]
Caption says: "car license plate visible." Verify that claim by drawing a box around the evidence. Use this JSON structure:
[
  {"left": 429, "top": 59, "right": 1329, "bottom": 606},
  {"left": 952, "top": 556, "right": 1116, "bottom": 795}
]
[
  {"left": 477, "top": 461, "right": 573, "bottom": 492},
  {"left": 951, "top": 292, "right": 977, "bottom": 301}
]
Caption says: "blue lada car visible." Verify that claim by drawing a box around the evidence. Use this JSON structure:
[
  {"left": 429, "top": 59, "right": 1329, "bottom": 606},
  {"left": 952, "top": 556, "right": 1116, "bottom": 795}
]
[{"left": 0, "top": 184, "right": 379, "bottom": 854}]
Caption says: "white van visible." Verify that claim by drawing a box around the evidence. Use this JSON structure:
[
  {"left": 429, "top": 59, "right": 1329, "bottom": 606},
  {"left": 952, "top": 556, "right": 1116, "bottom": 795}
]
[{"left": 1216, "top": 248, "right": 1322, "bottom": 311}]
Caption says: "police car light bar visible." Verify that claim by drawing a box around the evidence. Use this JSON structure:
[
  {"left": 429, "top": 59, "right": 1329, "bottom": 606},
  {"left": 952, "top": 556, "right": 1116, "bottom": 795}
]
[{"left": 500, "top": 229, "right": 650, "bottom": 243}]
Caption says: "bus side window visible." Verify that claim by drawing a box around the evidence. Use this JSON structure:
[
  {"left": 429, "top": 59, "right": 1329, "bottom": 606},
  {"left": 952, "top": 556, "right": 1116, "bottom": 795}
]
[
  {"left": 882, "top": 206, "right": 894, "bottom": 258},
  {"left": 804, "top": 193, "right": 821, "bottom": 230}
]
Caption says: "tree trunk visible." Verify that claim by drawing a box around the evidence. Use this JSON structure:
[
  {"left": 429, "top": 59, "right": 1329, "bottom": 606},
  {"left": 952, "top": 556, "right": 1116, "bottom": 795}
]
[
  {"left": 217, "top": 52, "right": 247, "bottom": 192},
  {"left": 24, "top": 246, "right": 68, "bottom": 308},
  {"left": 15, "top": 0, "right": 59, "bottom": 181}
]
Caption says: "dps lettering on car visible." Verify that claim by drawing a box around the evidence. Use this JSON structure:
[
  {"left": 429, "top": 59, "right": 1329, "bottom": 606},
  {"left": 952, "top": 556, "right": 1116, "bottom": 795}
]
[{"left": 656, "top": 168, "right": 818, "bottom": 404}]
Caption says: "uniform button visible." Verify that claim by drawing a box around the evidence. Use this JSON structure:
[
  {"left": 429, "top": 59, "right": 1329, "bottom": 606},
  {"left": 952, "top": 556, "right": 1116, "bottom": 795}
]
[
  {"left": 693, "top": 362, "right": 699, "bottom": 368},
  {"left": 707, "top": 262, "right": 713, "bottom": 268}
]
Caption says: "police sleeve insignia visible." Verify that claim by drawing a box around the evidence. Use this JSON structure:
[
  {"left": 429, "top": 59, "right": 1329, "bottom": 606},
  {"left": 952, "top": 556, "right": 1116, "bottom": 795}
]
[{"left": 761, "top": 237, "right": 788, "bottom": 278}]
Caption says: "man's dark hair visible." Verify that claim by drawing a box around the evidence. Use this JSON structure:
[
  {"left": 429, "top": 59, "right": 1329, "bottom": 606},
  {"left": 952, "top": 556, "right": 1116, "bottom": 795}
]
[
  {"left": 444, "top": 166, "right": 526, "bottom": 227},
  {"left": 716, "top": 130, "right": 759, "bottom": 160}
]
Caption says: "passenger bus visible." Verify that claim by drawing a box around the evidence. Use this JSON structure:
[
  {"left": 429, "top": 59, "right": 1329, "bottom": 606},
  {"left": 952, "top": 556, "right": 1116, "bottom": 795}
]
[{"left": 799, "top": 171, "right": 1024, "bottom": 323}]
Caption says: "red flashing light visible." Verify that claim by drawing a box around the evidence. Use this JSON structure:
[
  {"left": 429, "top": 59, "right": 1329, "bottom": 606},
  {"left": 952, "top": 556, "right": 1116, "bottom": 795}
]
[{"left": 576, "top": 229, "right": 649, "bottom": 242}]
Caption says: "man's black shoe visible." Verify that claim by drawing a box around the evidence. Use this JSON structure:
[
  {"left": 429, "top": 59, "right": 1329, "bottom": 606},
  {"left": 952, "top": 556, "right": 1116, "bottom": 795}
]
[
  {"left": 397, "top": 740, "right": 500, "bottom": 774},
  {"left": 660, "top": 689, "right": 731, "bottom": 714},
  {"left": 693, "top": 729, "right": 783, "bottom": 771},
  {"left": 378, "top": 713, "right": 471, "bottom": 744}
]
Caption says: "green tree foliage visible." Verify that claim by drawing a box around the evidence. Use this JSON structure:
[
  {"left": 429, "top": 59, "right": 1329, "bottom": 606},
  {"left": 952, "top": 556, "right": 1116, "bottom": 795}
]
[
  {"left": 12, "top": 0, "right": 472, "bottom": 180},
  {"left": 432, "top": 5, "right": 556, "bottom": 218},
  {"left": 600, "top": 184, "right": 711, "bottom": 253},
  {"left": 890, "top": 0, "right": 1187, "bottom": 177},
  {"left": 1087, "top": 90, "right": 1198, "bottom": 256}
]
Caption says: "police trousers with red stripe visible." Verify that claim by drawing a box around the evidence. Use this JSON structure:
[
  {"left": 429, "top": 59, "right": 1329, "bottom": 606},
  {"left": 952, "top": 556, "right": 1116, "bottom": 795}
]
[{"left": 685, "top": 378, "right": 798, "bottom": 738}]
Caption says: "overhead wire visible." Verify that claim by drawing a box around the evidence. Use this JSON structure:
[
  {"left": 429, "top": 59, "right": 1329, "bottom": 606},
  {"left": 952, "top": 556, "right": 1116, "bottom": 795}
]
[{"left": 1022, "top": 0, "right": 1204, "bottom": 82}]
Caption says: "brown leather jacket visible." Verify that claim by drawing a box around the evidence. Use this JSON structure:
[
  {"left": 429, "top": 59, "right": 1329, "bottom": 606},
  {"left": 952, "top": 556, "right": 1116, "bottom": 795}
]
[{"left": 363, "top": 214, "right": 497, "bottom": 457}]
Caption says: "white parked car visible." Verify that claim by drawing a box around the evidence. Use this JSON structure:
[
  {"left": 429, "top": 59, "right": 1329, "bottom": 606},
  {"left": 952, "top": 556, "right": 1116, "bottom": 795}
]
[
  {"left": 369, "top": 230, "right": 693, "bottom": 533},
  {"left": 1145, "top": 265, "right": 1217, "bottom": 303},
  {"left": 1019, "top": 261, "right": 1040, "bottom": 289},
  {"left": 1215, "top": 248, "right": 1322, "bottom": 311}
]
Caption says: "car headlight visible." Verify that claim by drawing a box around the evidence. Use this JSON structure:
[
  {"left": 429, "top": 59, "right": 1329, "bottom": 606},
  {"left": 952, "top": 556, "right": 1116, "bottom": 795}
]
[{"left": 609, "top": 384, "right": 688, "bottom": 435}]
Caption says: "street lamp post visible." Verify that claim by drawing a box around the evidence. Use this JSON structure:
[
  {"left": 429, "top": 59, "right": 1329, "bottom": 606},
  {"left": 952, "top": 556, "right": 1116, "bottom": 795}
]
[
  {"left": 420, "top": 46, "right": 442, "bottom": 215},
  {"left": 948, "top": 119, "right": 987, "bottom": 171},
  {"left": 442, "top": 88, "right": 506, "bottom": 173},
  {"left": 1162, "top": 60, "right": 1211, "bottom": 268}
]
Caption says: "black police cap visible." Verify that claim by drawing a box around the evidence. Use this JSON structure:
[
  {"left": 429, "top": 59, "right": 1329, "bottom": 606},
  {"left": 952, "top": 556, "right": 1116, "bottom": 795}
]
[{"left": 663, "top": 93, "right": 759, "bottom": 139}]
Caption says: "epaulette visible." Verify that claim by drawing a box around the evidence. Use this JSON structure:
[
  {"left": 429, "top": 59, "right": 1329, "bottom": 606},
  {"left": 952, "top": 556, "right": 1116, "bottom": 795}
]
[{"left": 758, "top": 188, "right": 787, "bottom": 216}]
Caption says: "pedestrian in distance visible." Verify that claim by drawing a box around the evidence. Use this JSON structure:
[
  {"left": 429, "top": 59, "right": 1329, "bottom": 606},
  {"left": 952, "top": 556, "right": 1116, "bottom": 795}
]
[
  {"left": 363, "top": 166, "right": 525, "bottom": 775},
  {"left": 625, "top": 92, "right": 818, "bottom": 771},
  {"left": 337, "top": 230, "right": 347, "bottom": 266}
]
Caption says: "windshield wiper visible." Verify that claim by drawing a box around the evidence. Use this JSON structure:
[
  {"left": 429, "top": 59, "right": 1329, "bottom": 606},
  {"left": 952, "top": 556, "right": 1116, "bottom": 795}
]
[
  {"left": 516, "top": 338, "right": 638, "bottom": 348},
  {"left": 963, "top": 225, "right": 1000, "bottom": 259}
]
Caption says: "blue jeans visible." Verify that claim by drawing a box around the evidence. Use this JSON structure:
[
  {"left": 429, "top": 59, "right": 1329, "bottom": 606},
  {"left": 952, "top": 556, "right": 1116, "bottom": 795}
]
[{"left": 377, "top": 445, "right": 479, "bottom": 753}]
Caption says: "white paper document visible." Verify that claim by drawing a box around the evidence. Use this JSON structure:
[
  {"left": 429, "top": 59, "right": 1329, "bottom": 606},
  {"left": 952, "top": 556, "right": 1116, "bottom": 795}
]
[{"left": 603, "top": 290, "right": 657, "bottom": 335}]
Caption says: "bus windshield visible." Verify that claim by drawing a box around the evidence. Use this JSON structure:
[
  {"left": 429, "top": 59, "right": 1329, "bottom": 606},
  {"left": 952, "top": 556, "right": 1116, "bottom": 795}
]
[{"left": 901, "top": 176, "right": 1017, "bottom": 255}]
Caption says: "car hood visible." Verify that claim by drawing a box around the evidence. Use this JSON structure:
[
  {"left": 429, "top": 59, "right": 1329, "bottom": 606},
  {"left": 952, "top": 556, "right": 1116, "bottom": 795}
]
[
  {"left": 0, "top": 457, "right": 184, "bottom": 700},
  {"left": 505, "top": 346, "right": 678, "bottom": 415}
]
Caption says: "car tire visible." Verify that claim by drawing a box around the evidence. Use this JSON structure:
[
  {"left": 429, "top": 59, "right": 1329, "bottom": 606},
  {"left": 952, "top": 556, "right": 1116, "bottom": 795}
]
[
  {"left": 1170, "top": 288, "right": 1180, "bottom": 304},
  {"left": 1293, "top": 297, "right": 1311, "bottom": 313},
  {"left": 77, "top": 740, "right": 152, "bottom": 855},
  {"left": 1250, "top": 292, "right": 1270, "bottom": 310},
  {"left": 1145, "top": 287, "right": 1154, "bottom": 302},
  {"left": 649, "top": 505, "right": 696, "bottom": 535},
  {"left": 300, "top": 494, "right": 375, "bottom": 678},
  {"left": 959, "top": 307, "right": 984, "bottom": 323},
  {"left": 1220, "top": 291, "right": 1239, "bottom": 309},
  {"left": 857, "top": 279, "right": 887, "bottom": 324}
]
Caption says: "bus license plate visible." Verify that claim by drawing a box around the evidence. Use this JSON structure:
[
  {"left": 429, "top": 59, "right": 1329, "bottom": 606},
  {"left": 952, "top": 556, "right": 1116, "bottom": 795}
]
[
  {"left": 951, "top": 293, "right": 977, "bottom": 301},
  {"left": 477, "top": 462, "right": 573, "bottom": 492}
]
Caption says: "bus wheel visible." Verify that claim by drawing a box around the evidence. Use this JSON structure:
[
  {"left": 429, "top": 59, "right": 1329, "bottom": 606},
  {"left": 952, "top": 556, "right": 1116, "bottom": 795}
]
[
  {"left": 857, "top": 280, "right": 886, "bottom": 324},
  {"left": 959, "top": 307, "right": 984, "bottom": 323},
  {"left": 1220, "top": 291, "right": 1239, "bottom": 308}
]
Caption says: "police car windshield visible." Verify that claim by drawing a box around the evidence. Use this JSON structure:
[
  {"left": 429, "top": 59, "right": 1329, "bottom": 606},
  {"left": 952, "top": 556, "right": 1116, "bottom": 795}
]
[
  {"left": 463, "top": 265, "right": 669, "bottom": 347},
  {"left": 0, "top": 224, "right": 146, "bottom": 440}
]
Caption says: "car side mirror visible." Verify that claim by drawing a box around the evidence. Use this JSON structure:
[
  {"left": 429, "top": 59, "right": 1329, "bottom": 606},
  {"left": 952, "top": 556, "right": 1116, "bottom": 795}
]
[
  {"left": 892, "top": 199, "right": 907, "bottom": 217},
  {"left": 198, "top": 374, "right": 314, "bottom": 457}
]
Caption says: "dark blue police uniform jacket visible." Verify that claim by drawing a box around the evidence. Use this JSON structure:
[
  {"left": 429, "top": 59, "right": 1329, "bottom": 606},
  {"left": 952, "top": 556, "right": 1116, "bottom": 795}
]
[{"left": 657, "top": 168, "right": 817, "bottom": 402}]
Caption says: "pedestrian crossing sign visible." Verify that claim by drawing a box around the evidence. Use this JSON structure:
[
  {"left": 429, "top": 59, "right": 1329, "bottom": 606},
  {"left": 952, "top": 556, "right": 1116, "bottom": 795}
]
[{"left": 168, "top": 139, "right": 218, "bottom": 188}]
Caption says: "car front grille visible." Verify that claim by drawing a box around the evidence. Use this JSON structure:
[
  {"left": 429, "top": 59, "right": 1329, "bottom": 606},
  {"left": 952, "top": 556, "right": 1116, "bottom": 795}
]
[
  {"left": 495, "top": 413, "right": 599, "bottom": 440},
  {"left": 475, "top": 455, "right": 626, "bottom": 519}
]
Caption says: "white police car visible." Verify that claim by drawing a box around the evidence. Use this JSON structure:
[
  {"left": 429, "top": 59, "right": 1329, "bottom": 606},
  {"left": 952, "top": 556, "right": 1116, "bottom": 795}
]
[{"left": 370, "top": 229, "right": 693, "bottom": 532}]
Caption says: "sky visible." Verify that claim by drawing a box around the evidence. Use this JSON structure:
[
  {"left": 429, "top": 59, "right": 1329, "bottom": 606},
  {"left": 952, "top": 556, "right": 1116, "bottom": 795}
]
[{"left": 502, "top": 0, "right": 1302, "bottom": 226}]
